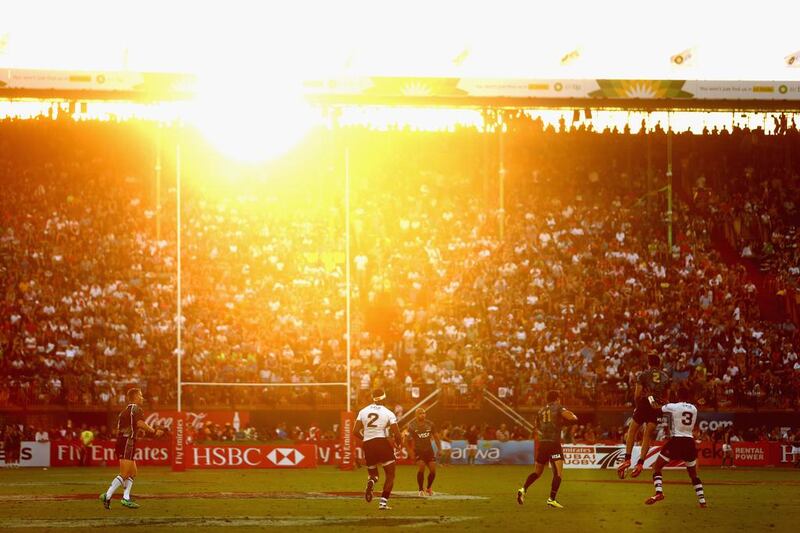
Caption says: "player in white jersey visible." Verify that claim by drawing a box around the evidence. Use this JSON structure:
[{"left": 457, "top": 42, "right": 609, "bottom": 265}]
[
  {"left": 644, "top": 387, "right": 707, "bottom": 508},
  {"left": 353, "top": 389, "right": 402, "bottom": 510}
]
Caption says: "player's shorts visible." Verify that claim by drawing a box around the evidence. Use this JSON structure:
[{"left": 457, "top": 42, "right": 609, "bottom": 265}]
[
  {"left": 115, "top": 435, "right": 137, "bottom": 461},
  {"left": 467, "top": 443, "right": 478, "bottom": 451},
  {"left": 440, "top": 441, "right": 451, "bottom": 451},
  {"left": 363, "top": 437, "right": 396, "bottom": 467},
  {"left": 632, "top": 400, "right": 661, "bottom": 425},
  {"left": 415, "top": 448, "right": 436, "bottom": 464},
  {"left": 658, "top": 437, "right": 697, "bottom": 466},
  {"left": 536, "top": 441, "right": 563, "bottom": 464}
]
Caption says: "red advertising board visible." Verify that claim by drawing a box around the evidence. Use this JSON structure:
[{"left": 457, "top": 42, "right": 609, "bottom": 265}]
[
  {"left": 733, "top": 442, "right": 769, "bottom": 466},
  {"left": 339, "top": 411, "right": 355, "bottom": 470},
  {"left": 190, "top": 444, "right": 317, "bottom": 469},
  {"left": 172, "top": 412, "right": 186, "bottom": 472},
  {"left": 696, "top": 441, "right": 723, "bottom": 467},
  {"left": 51, "top": 440, "right": 170, "bottom": 467}
]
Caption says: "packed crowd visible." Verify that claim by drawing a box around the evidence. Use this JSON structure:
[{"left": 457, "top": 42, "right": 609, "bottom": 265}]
[{"left": 1, "top": 116, "right": 799, "bottom": 413}]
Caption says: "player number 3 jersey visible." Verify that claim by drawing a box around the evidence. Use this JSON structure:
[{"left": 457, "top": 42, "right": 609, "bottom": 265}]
[
  {"left": 661, "top": 402, "right": 698, "bottom": 438},
  {"left": 356, "top": 404, "right": 397, "bottom": 441}
]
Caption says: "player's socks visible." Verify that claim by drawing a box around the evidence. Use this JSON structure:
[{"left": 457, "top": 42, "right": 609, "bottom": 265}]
[
  {"left": 427, "top": 472, "right": 435, "bottom": 490},
  {"left": 549, "top": 475, "right": 561, "bottom": 500},
  {"left": 653, "top": 473, "right": 663, "bottom": 493},
  {"left": 523, "top": 472, "right": 539, "bottom": 491},
  {"left": 123, "top": 477, "right": 134, "bottom": 501},
  {"left": 105, "top": 475, "right": 124, "bottom": 500},
  {"left": 417, "top": 471, "right": 424, "bottom": 491},
  {"left": 692, "top": 477, "right": 705, "bottom": 505},
  {"left": 365, "top": 475, "right": 378, "bottom": 503}
]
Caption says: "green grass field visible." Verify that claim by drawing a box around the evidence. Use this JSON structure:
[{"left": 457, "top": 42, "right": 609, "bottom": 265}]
[{"left": 1, "top": 466, "right": 797, "bottom": 532}]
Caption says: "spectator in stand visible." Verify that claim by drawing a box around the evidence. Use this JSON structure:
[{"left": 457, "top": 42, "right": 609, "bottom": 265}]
[{"left": 79, "top": 426, "right": 94, "bottom": 466}]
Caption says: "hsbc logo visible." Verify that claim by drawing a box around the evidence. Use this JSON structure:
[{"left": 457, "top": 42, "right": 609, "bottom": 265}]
[{"left": 266, "top": 448, "right": 306, "bottom": 466}]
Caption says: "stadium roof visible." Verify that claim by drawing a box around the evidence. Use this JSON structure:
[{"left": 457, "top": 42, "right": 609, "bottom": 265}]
[{"left": 2, "top": 1, "right": 799, "bottom": 110}]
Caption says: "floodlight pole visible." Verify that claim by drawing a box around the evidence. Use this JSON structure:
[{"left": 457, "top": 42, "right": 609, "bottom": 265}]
[
  {"left": 498, "top": 112, "right": 506, "bottom": 241},
  {"left": 176, "top": 123, "right": 183, "bottom": 413},
  {"left": 666, "top": 112, "right": 673, "bottom": 255},
  {"left": 155, "top": 124, "right": 162, "bottom": 243},
  {"left": 345, "top": 147, "right": 352, "bottom": 413}
]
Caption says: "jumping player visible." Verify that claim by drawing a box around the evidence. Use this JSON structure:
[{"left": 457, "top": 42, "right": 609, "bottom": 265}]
[
  {"left": 517, "top": 390, "right": 578, "bottom": 509},
  {"left": 644, "top": 388, "right": 707, "bottom": 507},
  {"left": 100, "top": 388, "right": 164, "bottom": 509},
  {"left": 406, "top": 408, "right": 442, "bottom": 496},
  {"left": 354, "top": 388, "right": 402, "bottom": 511},
  {"left": 618, "top": 352, "right": 671, "bottom": 479}
]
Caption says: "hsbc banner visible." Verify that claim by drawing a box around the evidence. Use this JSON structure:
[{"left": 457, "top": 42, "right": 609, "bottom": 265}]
[
  {"left": 0, "top": 441, "right": 50, "bottom": 467},
  {"left": 191, "top": 444, "right": 317, "bottom": 469},
  {"left": 50, "top": 440, "right": 170, "bottom": 467}
]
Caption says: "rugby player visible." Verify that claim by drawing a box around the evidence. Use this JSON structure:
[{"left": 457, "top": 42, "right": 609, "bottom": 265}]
[
  {"left": 618, "top": 352, "right": 671, "bottom": 479},
  {"left": 406, "top": 408, "right": 442, "bottom": 496},
  {"left": 354, "top": 388, "right": 402, "bottom": 511},
  {"left": 439, "top": 422, "right": 452, "bottom": 466},
  {"left": 99, "top": 388, "right": 164, "bottom": 509},
  {"left": 644, "top": 388, "right": 707, "bottom": 507},
  {"left": 517, "top": 390, "right": 578, "bottom": 509}
]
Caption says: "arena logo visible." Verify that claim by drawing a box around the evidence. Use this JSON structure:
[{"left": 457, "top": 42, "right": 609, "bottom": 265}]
[
  {"left": 595, "top": 447, "right": 626, "bottom": 469},
  {"left": 697, "top": 420, "right": 733, "bottom": 432},
  {"left": 449, "top": 447, "right": 501, "bottom": 461}
]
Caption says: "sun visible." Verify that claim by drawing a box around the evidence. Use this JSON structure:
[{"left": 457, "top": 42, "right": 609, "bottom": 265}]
[{"left": 185, "top": 73, "right": 319, "bottom": 163}]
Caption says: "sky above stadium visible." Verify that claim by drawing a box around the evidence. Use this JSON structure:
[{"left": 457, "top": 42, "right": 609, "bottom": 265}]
[{"left": 1, "top": 0, "right": 799, "bottom": 81}]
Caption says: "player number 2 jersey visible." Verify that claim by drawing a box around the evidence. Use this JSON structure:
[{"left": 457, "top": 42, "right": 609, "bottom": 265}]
[
  {"left": 356, "top": 404, "right": 397, "bottom": 442},
  {"left": 661, "top": 402, "right": 698, "bottom": 438}
]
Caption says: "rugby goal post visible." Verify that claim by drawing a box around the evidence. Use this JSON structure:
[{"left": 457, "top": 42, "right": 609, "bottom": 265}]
[{"left": 170, "top": 140, "right": 355, "bottom": 471}]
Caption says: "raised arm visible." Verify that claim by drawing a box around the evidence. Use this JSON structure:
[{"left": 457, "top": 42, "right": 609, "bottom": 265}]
[{"left": 561, "top": 409, "right": 579, "bottom": 425}]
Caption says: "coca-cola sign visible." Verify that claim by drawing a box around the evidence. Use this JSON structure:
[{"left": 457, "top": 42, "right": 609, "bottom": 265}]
[{"left": 144, "top": 410, "right": 249, "bottom": 432}]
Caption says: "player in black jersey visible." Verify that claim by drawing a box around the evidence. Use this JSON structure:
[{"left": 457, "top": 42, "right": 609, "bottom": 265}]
[
  {"left": 618, "top": 352, "right": 671, "bottom": 479},
  {"left": 406, "top": 408, "right": 442, "bottom": 496},
  {"left": 99, "top": 388, "right": 164, "bottom": 510},
  {"left": 517, "top": 390, "right": 578, "bottom": 509}
]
